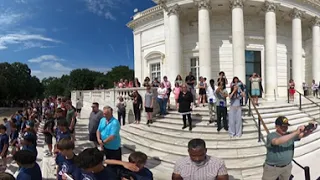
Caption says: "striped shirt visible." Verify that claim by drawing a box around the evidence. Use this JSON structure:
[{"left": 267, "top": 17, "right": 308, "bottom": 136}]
[{"left": 173, "top": 155, "right": 228, "bottom": 180}]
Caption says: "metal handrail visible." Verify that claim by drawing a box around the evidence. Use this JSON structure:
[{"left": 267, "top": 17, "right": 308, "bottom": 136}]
[
  {"left": 247, "top": 94, "right": 270, "bottom": 142},
  {"left": 294, "top": 90, "right": 320, "bottom": 121}
]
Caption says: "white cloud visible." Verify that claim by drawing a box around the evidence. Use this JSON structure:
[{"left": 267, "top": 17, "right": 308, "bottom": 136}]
[
  {"left": 89, "top": 67, "right": 111, "bottom": 74},
  {"left": 28, "top": 55, "right": 64, "bottom": 63},
  {"left": 30, "top": 57, "right": 73, "bottom": 79},
  {"left": 15, "top": 0, "right": 27, "bottom": 3},
  {"left": 40, "top": 61, "right": 72, "bottom": 72},
  {"left": 0, "top": 33, "right": 60, "bottom": 50},
  {"left": 0, "top": 11, "right": 23, "bottom": 26},
  {"left": 84, "top": 0, "right": 128, "bottom": 20}
]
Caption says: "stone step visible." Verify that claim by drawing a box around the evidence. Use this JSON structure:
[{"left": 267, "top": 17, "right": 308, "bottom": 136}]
[
  {"left": 154, "top": 115, "right": 257, "bottom": 127},
  {"left": 121, "top": 125, "right": 265, "bottom": 149},
  {"left": 133, "top": 120, "right": 259, "bottom": 134},
  {"left": 121, "top": 130, "right": 266, "bottom": 159},
  {"left": 121, "top": 136, "right": 265, "bottom": 170},
  {"left": 123, "top": 124, "right": 260, "bottom": 141},
  {"left": 166, "top": 111, "right": 254, "bottom": 121}
]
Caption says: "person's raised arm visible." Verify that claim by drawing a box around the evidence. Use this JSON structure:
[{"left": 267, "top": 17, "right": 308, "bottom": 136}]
[
  {"left": 271, "top": 126, "right": 303, "bottom": 145},
  {"left": 104, "top": 159, "right": 139, "bottom": 172}
]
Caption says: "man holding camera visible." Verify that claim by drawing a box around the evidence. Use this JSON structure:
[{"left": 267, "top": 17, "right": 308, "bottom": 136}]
[{"left": 262, "top": 116, "right": 317, "bottom": 180}]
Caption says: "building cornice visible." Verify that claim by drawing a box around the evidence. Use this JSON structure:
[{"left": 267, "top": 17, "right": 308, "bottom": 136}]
[{"left": 127, "top": 5, "right": 163, "bottom": 29}]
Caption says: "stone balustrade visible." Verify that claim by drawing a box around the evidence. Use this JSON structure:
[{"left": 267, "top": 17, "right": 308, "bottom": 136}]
[{"left": 71, "top": 87, "right": 160, "bottom": 124}]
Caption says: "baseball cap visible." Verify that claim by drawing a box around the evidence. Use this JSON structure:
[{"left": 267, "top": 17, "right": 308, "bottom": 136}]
[
  {"left": 23, "top": 132, "right": 36, "bottom": 142},
  {"left": 26, "top": 121, "right": 35, "bottom": 128},
  {"left": 275, "top": 116, "right": 291, "bottom": 126}
]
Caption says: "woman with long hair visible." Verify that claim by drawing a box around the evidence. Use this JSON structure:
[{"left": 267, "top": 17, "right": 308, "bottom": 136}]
[
  {"left": 198, "top": 76, "right": 206, "bottom": 107},
  {"left": 157, "top": 83, "right": 167, "bottom": 117},
  {"left": 175, "top": 75, "right": 183, "bottom": 87},
  {"left": 229, "top": 77, "right": 245, "bottom": 137},
  {"left": 214, "top": 81, "right": 228, "bottom": 132},
  {"left": 177, "top": 84, "right": 193, "bottom": 131},
  {"left": 131, "top": 91, "right": 143, "bottom": 124}
]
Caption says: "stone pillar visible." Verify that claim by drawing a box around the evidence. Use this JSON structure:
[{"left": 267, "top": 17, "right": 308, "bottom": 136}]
[
  {"left": 196, "top": 0, "right": 212, "bottom": 79},
  {"left": 290, "top": 8, "right": 304, "bottom": 92},
  {"left": 168, "top": 4, "right": 182, "bottom": 82},
  {"left": 231, "top": 0, "right": 246, "bottom": 82},
  {"left": 312, "top": 16, "right": 320, "bottom": 82},
  {"left": 264, "top": 1, "right": 278, "bottom": 99}
]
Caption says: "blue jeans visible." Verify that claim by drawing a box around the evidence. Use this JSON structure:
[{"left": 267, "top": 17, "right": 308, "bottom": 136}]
[{"left": 157, "top": 98, "right": 167, "bottom": 115}]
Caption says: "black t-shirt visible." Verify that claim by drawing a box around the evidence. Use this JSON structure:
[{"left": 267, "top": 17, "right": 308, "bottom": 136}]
[
  {"left": 43, "top": 118, "right": 55, "bottom": 136},
  {"left": 185, "top": 75, "right": 195, "bottom": 86}
]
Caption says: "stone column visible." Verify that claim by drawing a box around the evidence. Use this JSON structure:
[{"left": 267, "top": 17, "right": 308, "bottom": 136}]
[
  {"left": 290, "top": 8, "right": 304, "bottom": 92},
  {"left": 312, "top": 16, "right": 320, "bottom": 82},
  {"left": 264, "top": 1, "right": 278, "bottom": 99},
  {"left": 196, "top": 0, "right": 212, "bottom": 79},
  {"left": 231, "top": 0, "right": 246, "bottom": 82},
  {"left": 168, "top": 4, "right": 182, "bottom": 82}
]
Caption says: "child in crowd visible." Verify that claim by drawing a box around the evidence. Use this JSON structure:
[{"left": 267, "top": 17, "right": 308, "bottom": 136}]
[
  {"left": 10, "top": 123, "right": 19, "bottom": 156},
  {"left": 116, "top": 96, "right": 126, "bottom": 126},
  {"left": 0, "top": 125, "right": 9, "bottom": 173},
  {"left": 56, "top": 138, "right": 81, "bottom": 180},
  {"left": 21, "top": 131, "right": 38, "bottom": 158},
  {"left": 3, "top": 118, "right": 11, "bottom": 137},
  {"left": 105, "top": 151, "right": 153, "bottom": 180},
  {"left": 75, "top": 148, "right": 117, "bottom": 180},
  {"left": 43, "top": 110, "right": 55, "bottom": 157},
  {"left": 54, "top": 120, "right": 71, "bottom": 154},
  {"left": 173, "top": 82, "right": 181, "bottom": 109},
  {"left": 13, "top": 150, "right": 42, "bottom": 180}
]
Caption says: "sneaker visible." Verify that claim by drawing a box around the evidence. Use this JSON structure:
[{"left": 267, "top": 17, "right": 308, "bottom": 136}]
[{"left": 45, "top": 152, "right": 52, "bottom": 157}]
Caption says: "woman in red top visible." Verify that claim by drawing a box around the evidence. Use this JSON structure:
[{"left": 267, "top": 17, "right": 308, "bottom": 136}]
[{"left": 288, "top": 79, "right": 295, "bottom": 102}]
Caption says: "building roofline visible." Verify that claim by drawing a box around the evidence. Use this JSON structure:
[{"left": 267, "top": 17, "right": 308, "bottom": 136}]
[{"left": 127, "top": 5, "right": 163, "bottom": 29}]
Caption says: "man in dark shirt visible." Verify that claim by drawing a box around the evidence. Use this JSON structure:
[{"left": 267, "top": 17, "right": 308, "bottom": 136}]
[
  {"left": 185, "top": 72, "right": 196, "bottom": 104},
  {"left": 88, "top": 102, "right": 103, "bottom": 147}
]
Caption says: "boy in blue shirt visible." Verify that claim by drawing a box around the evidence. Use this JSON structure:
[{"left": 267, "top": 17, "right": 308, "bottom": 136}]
[
  {"left": 56, "top": 138, "right": 81, "bottom": 180},
  {"left": 0, "top": 124, "right": 9, "bottom": 173},
  {"left": 105, "top": 151, "right": 153, "bottom": 180},
  {"left": 9, "top": 123, "right": 19, "bottom": 156},
  {"left": 76, "top": 147, "right": 118, "bottom": 180},
  {"left": 21, "top": 131, "right": 38, "bottom": 158},
  {"left": 13, "top": 150, "right": 42, "bottom": 180}
]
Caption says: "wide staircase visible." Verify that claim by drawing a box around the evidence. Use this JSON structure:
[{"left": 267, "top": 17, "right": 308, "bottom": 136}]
[{"left": 120, "top": 98, "right": 320, "bottom": 180}]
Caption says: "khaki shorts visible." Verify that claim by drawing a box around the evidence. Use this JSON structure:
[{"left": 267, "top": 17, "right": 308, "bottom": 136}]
[{"left": 262, "top": 163, "right": 292, "bottom": 180}]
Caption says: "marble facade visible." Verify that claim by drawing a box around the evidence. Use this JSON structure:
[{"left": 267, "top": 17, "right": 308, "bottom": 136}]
[{"left": 127, "top": 0, "right": 320, "bottom": 98}]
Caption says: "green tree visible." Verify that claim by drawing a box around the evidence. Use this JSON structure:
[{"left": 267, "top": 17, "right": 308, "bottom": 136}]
[
  {"left": 69, "top": 69, "right": 104, "bottom": 90},
  {"left": 105, "top": 66, "right": 134, "bottom": 88}
]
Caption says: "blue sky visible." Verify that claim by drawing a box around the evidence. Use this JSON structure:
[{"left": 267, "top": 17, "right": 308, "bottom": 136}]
[{"left": 0, "top": 0, "right": 155, "bottom": 79}]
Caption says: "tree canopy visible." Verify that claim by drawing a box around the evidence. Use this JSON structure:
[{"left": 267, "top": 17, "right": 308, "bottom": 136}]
[{"left": 0, "top": 62, "right": 134, "bottom": 102}]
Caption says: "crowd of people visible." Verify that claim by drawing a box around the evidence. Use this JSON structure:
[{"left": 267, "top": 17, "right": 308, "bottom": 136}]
[
  {"left": 113, "top": 71, "right": 263, "bottom": 137},
  {"left": 0, "top": 97, "right": 156, "bottom": 180}
]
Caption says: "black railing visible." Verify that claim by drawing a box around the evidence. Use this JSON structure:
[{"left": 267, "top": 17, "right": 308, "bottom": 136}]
[
  {"left": 292, "top": 159, "right": 311, "bottom": 180},
  {"left": 294, "top": 90, "right": 320, "bottom": 121},
  {"left": 247, "top": 94, "right": 269, "bottom": 142}
]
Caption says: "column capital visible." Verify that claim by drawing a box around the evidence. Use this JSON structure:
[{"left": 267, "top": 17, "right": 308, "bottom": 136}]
[
  {"left": 311, "top": 16, "right": 320, "bottom": 27},
  {"left": 230, "top": 0, "right": 244, "bottom": 9},
  {"left": 168, "top": 4, "right": 180, "bottom": 16},
  {"left": 290, "top": 8, "right": 304, "bottom": 19},
  {"left": 194, "top": 0, "right": 211, "bottom": 10},
  {"left": 263, "top": 1, "right": 278, "bottom": 12},
  {"left": 158, "top": 0, "right": 169, "bottom": 11}
]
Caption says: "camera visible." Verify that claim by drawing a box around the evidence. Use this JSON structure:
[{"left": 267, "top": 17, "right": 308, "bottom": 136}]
[{"left": 304, "top": 123, "right": 317, "bottom": 132}]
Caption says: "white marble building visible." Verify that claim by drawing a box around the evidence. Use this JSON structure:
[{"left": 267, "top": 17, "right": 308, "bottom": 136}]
[{"left": 127, "top": 0, "right": 320, "bottom": 98}]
